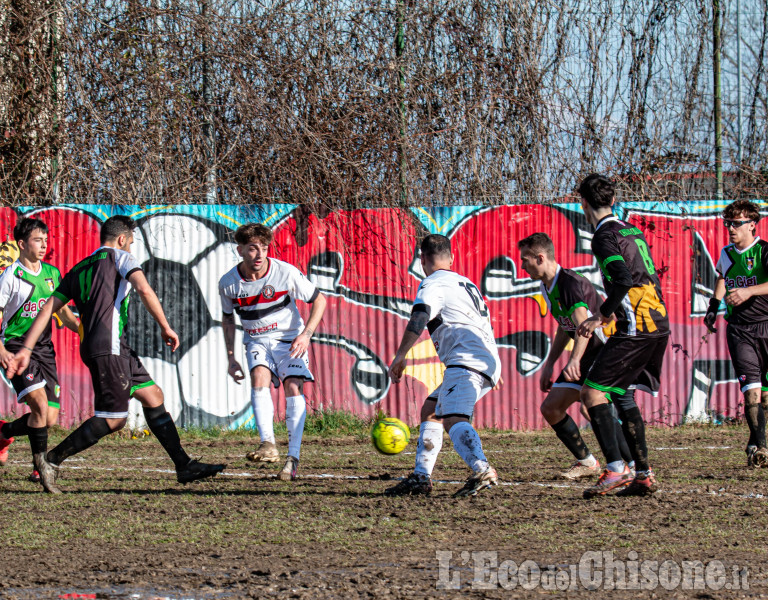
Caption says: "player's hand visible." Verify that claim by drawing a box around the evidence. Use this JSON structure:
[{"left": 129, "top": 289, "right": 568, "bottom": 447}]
[
  {"left": 388, "top": 354, "right": 407, "bottom": 383},
  {"left": 492, "top": 375, "right": 504, "bottom": 391},
  {"left": 6, "top": 349, "right": 30, "bottom": 379},
  {"left": 577, "top": 314, "right": 609, "bottom": 338},
  {"left": 563, "top": 358, "right": 581, "bottom": 382},
  {"left": 228, "top": 358, "right": 245, "bottom": 384},
  {"left": 703, "top": 311, "right": 718, "bottom": 333},
  {"left": 725, "top": 288, "right": 751, "bottom": 307},
  {"left": 0, "top": 347, "right": 15, "bottom": 370},
  {"left": 539, "top": 362, "right": 554, "bottom": 392},
  {"left": 289, "top": 332, "right": 311, "bottom": 358},
  {"left": 161, "top": 327, "right": 180, "bottom": 352}
]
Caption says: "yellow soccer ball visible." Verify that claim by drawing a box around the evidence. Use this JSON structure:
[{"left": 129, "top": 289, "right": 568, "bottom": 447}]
[{"left": 371, "top": 417, "right": 411, "bottom": 455}]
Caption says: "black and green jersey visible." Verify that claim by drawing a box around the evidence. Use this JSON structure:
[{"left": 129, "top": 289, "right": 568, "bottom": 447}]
[
  {"left": 53, "top": 246, "right": 143, "bottom": 359},
  {"left": 592, "top": 215, "right": 669, "bottom": 336},
  {"left": 540, "top": 266, "right": 605, "bottom": 342},
  {"left": 716, "top": 238, "right": 768, "bottom": 324},
  {"left": 0, "top": 260, "right": 61, "bottom": 347}
]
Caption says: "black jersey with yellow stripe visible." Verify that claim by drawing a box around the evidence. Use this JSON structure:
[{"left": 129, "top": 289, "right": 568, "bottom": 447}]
[{"left": 592, "top": 215, "right": 669, "bottom": 336}]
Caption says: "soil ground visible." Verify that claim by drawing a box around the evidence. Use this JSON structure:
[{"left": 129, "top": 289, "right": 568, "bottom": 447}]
[{"left": 1, "top": 424, "right": 767, "bottom": 599}]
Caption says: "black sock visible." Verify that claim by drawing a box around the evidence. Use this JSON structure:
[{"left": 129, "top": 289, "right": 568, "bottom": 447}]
[
  {"left": 617, "top": 406, "right": 650, "bottom": 472},
  {"left": 587, "top": 403, "right": 622, "bottom": 465},
  {"left": 609, "top": 404, "right": 633, "bottom": 464},
  {"left": 745, "top": 403, "right": 767, "bottom": 449},
  {"left": 28, "top": 426, "right": 48, "bottom": 456},
  {"left": 2, "top": 413, "right": 31, "bottom": 438},
  {"left": 552, "top": 415, "right": 589, "bottom": 461},
  {"left": 143, "top": 404, "right": 190, "bottom": 470},
  {"left": 47, "top": 416, "right": 112, "bottom": 465}
]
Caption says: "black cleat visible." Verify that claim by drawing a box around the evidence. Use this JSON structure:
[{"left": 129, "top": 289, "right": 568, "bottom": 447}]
[
  {"left": 384, "top": 472, "right": 433, "bottom": 496},
  {"left": 176, "top": 459, "right": 226, "bottom": 484}
]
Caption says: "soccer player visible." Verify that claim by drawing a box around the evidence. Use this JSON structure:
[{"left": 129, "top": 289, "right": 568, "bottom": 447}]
[
  {"left": 7, "top": 215, "right": 225, "bottom": 486},
  {"left": 0, "top": 218, "right": 80, "bottom": 492},
  {"left": 518, "top": 232, "right": 636, "bottom": 480},
  {"left": 385, "top": 234, "right": 502, "bottom": 497},
  {"left": 703, "top": 200, "right": 768, "bottom": 467},
  {"left": 220, "top": 223, "right": 326, "bottom": 481},
  {"left": 576, "top": 174, "right": 669, "bottom": 498}
]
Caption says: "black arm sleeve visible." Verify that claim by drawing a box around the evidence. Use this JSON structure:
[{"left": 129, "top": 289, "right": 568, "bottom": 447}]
[
  {"left": 406, "top": 304, "right": 431, "bottom": 335},
  {"left": 599, "top": 260, "right": 633, "bottom": 318}
]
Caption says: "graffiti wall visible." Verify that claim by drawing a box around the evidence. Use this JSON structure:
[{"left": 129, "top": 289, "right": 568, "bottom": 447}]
[{"left": 0, "top": 202, "right": 746, "bottom": 430}]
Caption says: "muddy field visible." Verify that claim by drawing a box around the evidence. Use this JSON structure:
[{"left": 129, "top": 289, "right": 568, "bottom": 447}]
[{"left": 2, "top": 424, "right": 768, "bottom": 599}]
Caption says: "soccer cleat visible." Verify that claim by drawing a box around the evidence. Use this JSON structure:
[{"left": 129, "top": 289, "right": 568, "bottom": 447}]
[
  {"left": 0, "top": 421, "right": 14, "bottom": 466},
  {"left": 747, "top": 445, "right": 759, "bottom": 468},
  {"left": 754, "top": 447, "right": 768, "bottom": 468},
  {"left": 245, "top": 441, "right": 279, "bottom": 463},
  {"left": 29, "top": 470, "right": 41, "bottom": 483},
  {"left": 384, "top": 472, "right": 433, "bottom": 496},
  {"left": 33, "top": 453, "right": 62, "bottom": 494},
  {"left": 616, "top": 470, "right": 658, "bottom": 497},
  {"left": 176, "top": 459, "right": 226, "bottom": 484},
  {"left": 582, "top": 466, "right": 632, "bottom": 499},
  {"left": 561, "top": 459, "right": 601, "bottom": 480},
  {"left": 277, "top": 456, "right": 299, "bottom": 481},
  {"left": 453, "top": 466, "right": 498, "bottom": 498}
]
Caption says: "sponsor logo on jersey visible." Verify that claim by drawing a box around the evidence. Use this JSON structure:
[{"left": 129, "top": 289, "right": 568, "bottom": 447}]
[
  {"left": 746, "top": 257, "right": 755, "bottom": 271},
  {"left": 15, "top": 268, "right": 23, "bottom": 278},
  {"left": 246, "top": 322, "right": 278, "bottom": 336},
  {"left": 21, "top": 297, "right": 48, "bottom": 318},
  {"left": 262, "top": 285, "right": 275, "bottom": 300},
  {"left": 726, "top": 275, "right": 758, "bottom": 289},
  {"left": 45, "top": 278, "right": 55, "bottom": 291}
]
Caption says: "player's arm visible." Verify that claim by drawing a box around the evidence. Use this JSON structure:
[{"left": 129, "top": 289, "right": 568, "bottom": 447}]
[
  {"left": 54, "top": 304, "right": 80, "bottom": 334},
  {"left": 704, "top": 277, "right": 726, "bottom": 333},
  {"left": 6, "top": 295, "right": 64, "bottom": 378},
  {"left": 725, "top": 280, "right": 768, "bottom": 306},
  {"left": 127, "top": 270, "right": 179, "bottom": 352},
  {"left": 222, "top": 311, "right": 244, "bottom": 384},
  {"left": 0, "top": 309, "right": 13, "bottom": 369},
  {"left": 289, "top": 292, "right": 327, "bottom": 358},
  {"left": 389, "top": 305, "right": 430, "bottom": 384},
  {"left": 578, "top": 257, "right": 631, "bottom": 338},
  {"left": 540, "top": 325, "right": 569, "bottom": 393},
  {"left": 563, "top": 306, "right": 591, "bottom": 382}
]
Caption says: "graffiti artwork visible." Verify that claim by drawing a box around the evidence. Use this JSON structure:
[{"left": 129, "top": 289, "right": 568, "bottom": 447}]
[{"left": 0, "top": 202, "right": 747, "bottom": 430}]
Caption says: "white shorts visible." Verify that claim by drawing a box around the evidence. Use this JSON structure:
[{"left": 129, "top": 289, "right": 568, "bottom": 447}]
[
  {"left": 245, "top": 338, "right": 314, "bottom": 388},
  {"left": 430, "top": 367, "right": 492, "bottom": 419}
]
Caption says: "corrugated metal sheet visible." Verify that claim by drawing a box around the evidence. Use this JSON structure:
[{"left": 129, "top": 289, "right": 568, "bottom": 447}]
[{"left": 0, "top": 202, "right": 741, "bottom": 430}]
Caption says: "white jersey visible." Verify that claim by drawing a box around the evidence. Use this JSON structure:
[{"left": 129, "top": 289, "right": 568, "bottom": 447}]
[
  {"left": 219, "top": 258, "right": 319, "bottom": 342},
  {"left": 413, "top": 269, "right": 501, "bottom": 384}
]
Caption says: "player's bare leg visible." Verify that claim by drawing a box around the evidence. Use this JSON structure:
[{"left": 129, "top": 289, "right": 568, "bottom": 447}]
[
  {"left": 385, "top": 398, "right": 440, "bottom": 496},
  {"left": 541, "top": 388, "right": 600, "bottom": 479},
  {"left": 246, "top": 366, "right": 279, "bottom": 463},
  {"left": 278, "top": 376, "right": 306, "bottom": 481}
]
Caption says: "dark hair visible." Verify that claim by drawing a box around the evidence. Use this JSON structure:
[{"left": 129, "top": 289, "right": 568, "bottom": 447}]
[
  {"left": 576, "top": 174, "right": 616, "bottom": 209},
  {"left": 420, "top": 234, "right": 452, "bottom": 259},
  {"left": 100, "top": 215, "right": 136, "bottom": 243},
  {"left": 518, "top": 232, "right": 555, "bottom": 260},
  {"left": 13, "top": 217, "right": 48, "bottom": 244},
  {"left": 235, "top": 223, "right": 273, "bottom": 246},
  {"left": 723, "top": 199, "right": 761, "bottom": 223}
]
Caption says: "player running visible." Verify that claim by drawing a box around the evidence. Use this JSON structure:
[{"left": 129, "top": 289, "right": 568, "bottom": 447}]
[
  {"left": 220, "top": 223, "right": 326, "bottom": 481},
  {"left": 704, "top": 200, "right": 768, "bottom": 467},
  {"left": 576, "top": 174, "right": 669, "bottom": 498},
  {"left": 385, "top": 234, "right": 502, "bottom": 497},
  {"left": 7, "top": 215, "right": 225, "bottom": 486},
  {"left": 517, "top": 232, "right": 636, "bottom": 480},
  {"left": 0, "top": 218, "right": 80, "bottom": 492}
]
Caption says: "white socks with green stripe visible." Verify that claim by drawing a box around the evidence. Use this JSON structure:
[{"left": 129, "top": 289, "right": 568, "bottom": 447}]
[
  {"left": 251, "top": 387, "right": 275, "bottom": 444},
  {"left": 285, "top": 395, "right": 307, "bottom": 460}
]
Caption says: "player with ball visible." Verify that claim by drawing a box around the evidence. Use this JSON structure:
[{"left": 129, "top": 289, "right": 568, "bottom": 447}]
[{"left": 386, "top": 234, "right": 502, "bottom": 497}]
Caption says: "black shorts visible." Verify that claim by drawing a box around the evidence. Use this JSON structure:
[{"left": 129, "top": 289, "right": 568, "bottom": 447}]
[
  {"left": 584, "top": 334, "right": 669, "bottom": 398},
  {"left": 552, "top": 338, "right": 604, "bottom": 390},
  {"left": 5, "top": 341, "right": 60, "bottom": 408},
  {"left": 85, "top": 350, "right": 154, "bottom": 419},
  {"left": 726, "top": 321, "right": 768, "bottom": 393}
]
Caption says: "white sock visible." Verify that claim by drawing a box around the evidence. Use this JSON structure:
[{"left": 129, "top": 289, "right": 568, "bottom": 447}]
[
  {"left": 579, "top": 454, "right": 597, "bottom": 468},
  {"left": 607, "top": 460, "right": 626, "bottom": 473},
  {"left": 414, "top": 421, "right": 443, "bottom": 477},
  {"left": 251, "top": 387, "right": 275, "bottom": 444},
  {"left": 448, "top": 421, "right": 489, "bottom": 474},
  {"left": 285, "top": 395, "right": 307, "bottom": 460}
]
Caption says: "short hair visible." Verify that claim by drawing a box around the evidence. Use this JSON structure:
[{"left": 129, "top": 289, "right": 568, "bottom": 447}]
[
  {"left": 420, "top": 234, "right": 452, "bottom": 259},
  {"left": 518, "top": 232, "right": 555, "bottom": 260},
  {"left": 235, "top": 223, "right": 273, "bottom": 246},
  {"left": 13, "top": 217, "right": 48, "bottom": 244},
  {"left": 723, "top": 200, "right": 761, "bottom": 223},
  {"left": 100, "top": 215, "right": 136, "bottom": 243},
  {"left": 577, "top": 174, "right": 616, "bottom": 209}
]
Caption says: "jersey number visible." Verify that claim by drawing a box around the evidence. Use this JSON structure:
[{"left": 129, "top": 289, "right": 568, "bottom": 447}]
[
  {"left": 459, "top": 282, "right": 489, "bottom": 317},
  {"left": 634, "top": 239, "right": 656, "bottom": 275},
  {"left": 78, "top": 269, "right": 93, "bottom": 304}
]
